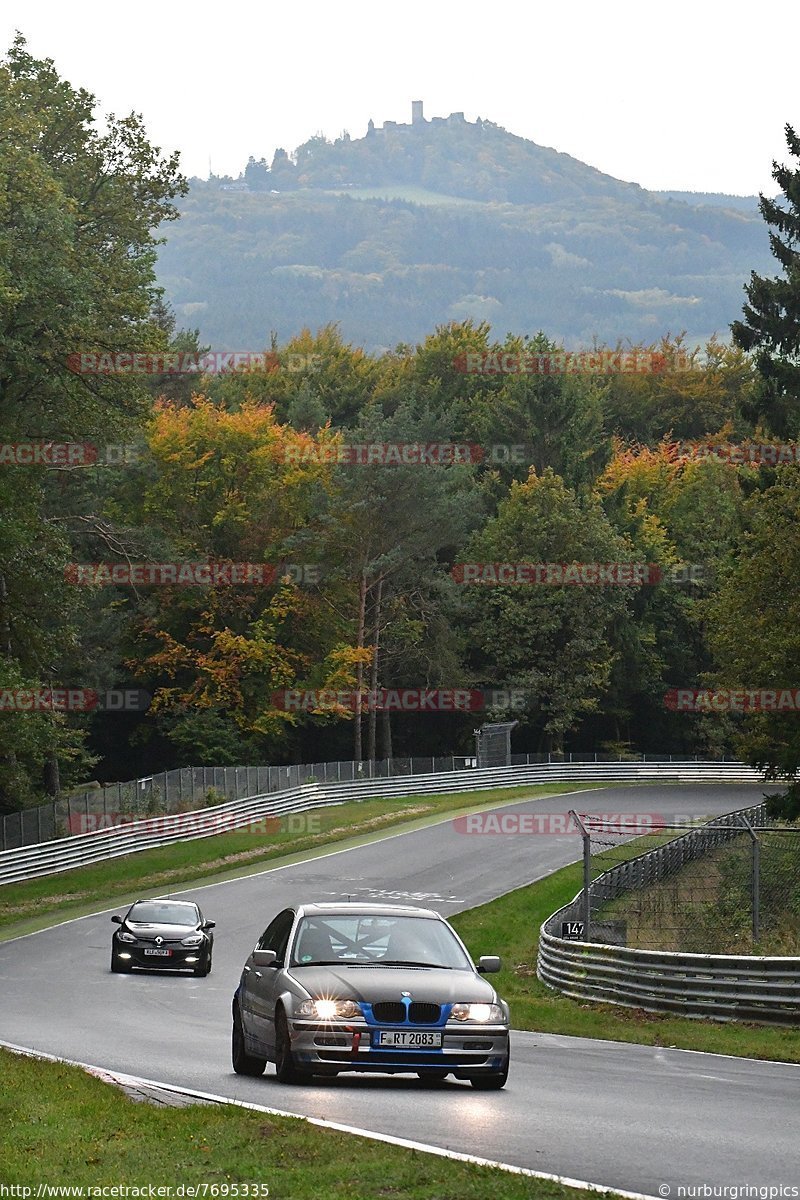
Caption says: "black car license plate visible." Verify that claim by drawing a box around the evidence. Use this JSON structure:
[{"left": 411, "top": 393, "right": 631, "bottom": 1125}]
[{"left": 144, "top": 948, "right": 172, "bottom": 957}]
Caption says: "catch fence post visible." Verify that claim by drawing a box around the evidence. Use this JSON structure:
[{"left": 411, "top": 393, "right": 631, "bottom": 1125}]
[
  {"left": 740, "top": 814, "right": 760, "bottom": 945},
  {"left": 569, "top": 809, "right": 591, "bottom": 942}
]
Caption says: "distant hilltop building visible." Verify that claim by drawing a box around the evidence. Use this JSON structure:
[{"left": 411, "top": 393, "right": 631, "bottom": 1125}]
[{"left": 372, "top": 102, "right": 467, "bottom": 134}]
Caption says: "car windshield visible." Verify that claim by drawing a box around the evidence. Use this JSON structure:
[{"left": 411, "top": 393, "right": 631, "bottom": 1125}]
[
  {"left": 127, "top": 902, "right": 198, "bottom": 926},
  {"left": 290, "top": 914, "right": 472, "bottom": 969}
]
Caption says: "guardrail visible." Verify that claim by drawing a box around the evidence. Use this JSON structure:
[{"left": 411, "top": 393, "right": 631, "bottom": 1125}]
[
  {"left": 537, "top": 802, "right": 800, "bottom": 1026},
  {"left": 537, "top": 939, "right": 800, "bottom": 1025},
  {"left": 2, "top": 751, "right": 754, "bottom": 851},
  {"left": 0, "top": 760, "right": 766, "bottom": 887}
]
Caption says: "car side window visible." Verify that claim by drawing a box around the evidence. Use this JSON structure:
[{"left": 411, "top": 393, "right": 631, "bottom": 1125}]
[{"left": 256, "top": 910, "right": 295, "bottom": 963}]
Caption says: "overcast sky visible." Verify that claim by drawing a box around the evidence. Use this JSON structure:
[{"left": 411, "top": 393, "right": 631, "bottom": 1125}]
[{"left": 4, "top": 0, "right": 797, "bottom": 195}]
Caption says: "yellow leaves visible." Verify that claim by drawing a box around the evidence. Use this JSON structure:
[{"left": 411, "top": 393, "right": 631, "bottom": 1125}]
[{"left": 145, "top": 395, "right": 339, "bottom": 550}]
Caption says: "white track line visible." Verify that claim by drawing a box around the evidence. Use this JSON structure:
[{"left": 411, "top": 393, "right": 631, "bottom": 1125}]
[{"left": 0, "top": 1038, "right": 658, "bottom": 1200}]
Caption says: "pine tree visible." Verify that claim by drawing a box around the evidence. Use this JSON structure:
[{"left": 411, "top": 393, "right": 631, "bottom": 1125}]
[{"left": 731, "top": 125, "right": 800, "bottom": 437}]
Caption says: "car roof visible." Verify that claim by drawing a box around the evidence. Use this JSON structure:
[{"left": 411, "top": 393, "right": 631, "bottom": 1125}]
[
  {"left": 131, "top": 898, "right": 199, "bottom": 909},
  {"left": 296, "top": 902, "right": 441, "bottom": 920}
]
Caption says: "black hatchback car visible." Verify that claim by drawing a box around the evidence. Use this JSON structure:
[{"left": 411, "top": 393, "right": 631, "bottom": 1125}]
[{"left": 111, "top": 897, "right": 215, "bottom": 975}]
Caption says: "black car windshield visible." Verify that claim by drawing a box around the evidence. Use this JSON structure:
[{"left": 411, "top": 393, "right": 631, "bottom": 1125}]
[
  {"left": 290, "top": 914, "right": 472, "bottom": 969},
  {"left": 128, "top": 902, "right": 198, "bottom": 926}
]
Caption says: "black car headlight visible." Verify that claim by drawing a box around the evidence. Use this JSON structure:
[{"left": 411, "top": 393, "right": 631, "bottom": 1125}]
[
  {"left": 297, "top": 999, "right": 362, "bottom": 1020},
  {"left": 181, "top": 933, "right": 204, "bottom": 946},
  {"left": 116, "top": 931, "right": 136, "bottom": 944},
  {"left": 448, "top": 1003, "right": 505, "bottom": 1023}
]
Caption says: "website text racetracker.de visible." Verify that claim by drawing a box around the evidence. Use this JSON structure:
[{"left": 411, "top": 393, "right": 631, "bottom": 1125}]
[
  {"left": 665, "top": 689, "right": 800, "bottom": 712},
  {"left": 0, "top": 1187, "right": 269, "bottom": 1198},
  {"left": 64, "top": 562, "right": 322, "bottom": 586},
  {"left": 0, "top": 689, "right": 149, "bottom": 712},
  {"left": 67, "top": 811, "right": 322, "bottom": 836},
  {"left": 280, "top": 442, "right": 483, "bottom": 465},
  {"left": 271, "top": 688, "right": 529, "bottom": 712},
  {"left": 454, "top": 349, "right": 693, "bottom": 374},
  {"left": 451, "top": 562, "right": 708, "bottom": 585},
  {"left": 67, "top": 349, "right": 319, "bottom": 374},
  {"left": 453, "top": 812, "right": 706, "bottom": 835}
]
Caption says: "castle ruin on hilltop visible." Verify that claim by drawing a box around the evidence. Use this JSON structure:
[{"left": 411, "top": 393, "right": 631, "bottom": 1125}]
[{"left": 367, "top": 101, "right": 468, "bottom": 135}]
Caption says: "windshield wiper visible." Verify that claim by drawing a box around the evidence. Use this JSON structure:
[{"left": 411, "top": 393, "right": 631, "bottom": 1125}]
[
  {"left": 377, "top": 960, "right": 451, "bottom": 968},
  {"left": 291, "top": 960, "right": 344, "bottom": 966}
]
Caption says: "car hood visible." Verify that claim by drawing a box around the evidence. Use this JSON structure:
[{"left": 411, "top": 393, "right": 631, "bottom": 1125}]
[
  {"left": 125, "top": 921, "right": 199, "bottom": 939},
  {"left": 286, "top": 965, "right": 498, "bottom": 1005}
]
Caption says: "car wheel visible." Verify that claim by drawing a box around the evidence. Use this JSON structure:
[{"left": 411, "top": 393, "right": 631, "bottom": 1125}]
[
  {"left": 469, "top": 1060, "right": 509, "bottom": 1090},
  {"left": 274, "top": 1007, "right": 312, "bottom": 1084},
  {"left": 193, "top": 955, "right": 211, "bottom": 977},
  {"left": 111, "top": 953, "right": 131, "bottom": 974},
  {"left": 232, "top": 1006, "right": 266, "bottom": 1077}
]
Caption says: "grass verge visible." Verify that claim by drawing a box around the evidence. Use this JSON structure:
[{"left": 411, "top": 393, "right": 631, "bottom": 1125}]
[
  {"left": 450, "top": 860, "right": 800, "bottom": 1063},
  {"left": 0, "top": 783, "right": 603, "bottom": 941},
  {"left": 0, "top": 1046, "right": 611, "bottom": 1197}
]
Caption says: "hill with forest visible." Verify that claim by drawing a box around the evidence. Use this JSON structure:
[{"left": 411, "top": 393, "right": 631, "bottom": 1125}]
[{"left": 156, "top": 109, "right": 774, "bottom": 351}]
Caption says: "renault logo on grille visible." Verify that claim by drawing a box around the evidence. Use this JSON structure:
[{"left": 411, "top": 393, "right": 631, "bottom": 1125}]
[{"left": 155, "top": 936, "right": 163, "bottom": 945}]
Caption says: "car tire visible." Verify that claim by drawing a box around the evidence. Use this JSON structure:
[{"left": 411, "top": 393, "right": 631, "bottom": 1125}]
[
  {"left": 232, "top": 1006, "right": 266, "bottom": 1077},
  {"left": 111, "top": 953, "right": 131, "bottom": 973},
  {"left": 274, "top": 1007, "right": 312, "bottom": 1084},
  {"left": 469, "top": 1060, "right": 509, "bottom": 1090},
  {"left": 194, "top": 955, "right": 212, "bottom": 977}
]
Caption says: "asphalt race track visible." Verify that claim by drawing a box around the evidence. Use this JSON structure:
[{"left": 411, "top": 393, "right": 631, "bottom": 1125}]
[{"left": 2, "top": 783, "right": 798, "bottom": 1195}]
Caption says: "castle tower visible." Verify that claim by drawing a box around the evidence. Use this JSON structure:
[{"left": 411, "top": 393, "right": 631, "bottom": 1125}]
[{"left": 411, "top": 100, "right": 424, "bottom": 125}]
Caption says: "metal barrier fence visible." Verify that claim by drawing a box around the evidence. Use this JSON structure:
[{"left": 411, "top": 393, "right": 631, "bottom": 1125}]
[
  {"left": 0, "top": 758, "right": 472, "bottom": 851},
  {"left": 538, "top": 802, "right": 800, "bottom": 1025},
  {"left": 0, "top": 751, "right": 751, "bottom": 851},
  {"left": 0, "top": 759, "right": 765, "bottom": 886}
]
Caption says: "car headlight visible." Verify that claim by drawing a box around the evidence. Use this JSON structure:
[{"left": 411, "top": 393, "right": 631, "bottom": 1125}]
[
  {"left": 297, "top": 998, "right": 362, "bottom": 1021},
  {"left": 448, "top": 1003, "right": 505, "bottom": 1023},
  {"left": 181, "top": 933, "right": 205, "bottom": 946},
  {"left": 116, "top": 931, "right": 136, "bottom": 944}
]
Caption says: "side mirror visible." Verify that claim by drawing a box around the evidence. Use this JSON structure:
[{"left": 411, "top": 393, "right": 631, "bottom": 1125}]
[
  {"left": 111, "top": 915, "right": 123, "bottom": 925},
  {"left": 253, "top": 948, "right": 278, "bottom": 967},
  {"left": 476, "top": 955, "right": 501, "bottom": 974},
  {"left": 203, "top": 921, "right": 216, "bottom": 930}
]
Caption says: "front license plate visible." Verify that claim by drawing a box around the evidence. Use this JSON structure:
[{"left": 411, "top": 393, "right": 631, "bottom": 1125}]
[
  {"left": 377, "top": 1030, "right": 442, "bottom": 1048},
  {"left": 144, "top": 948, "right": 172, "bottom": 957}
]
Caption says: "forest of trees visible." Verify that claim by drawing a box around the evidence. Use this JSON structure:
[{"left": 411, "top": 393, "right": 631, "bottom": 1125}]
[
  {"left": 156, "top": 121, "right": 775, "bottom": 353},
  {"left": 3, "top": 39, "right": 800, "bottom": 817}
]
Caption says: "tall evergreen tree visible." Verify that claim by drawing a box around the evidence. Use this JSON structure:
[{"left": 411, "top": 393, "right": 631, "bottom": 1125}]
[{"left": 732, "top": 125, "right": 800, "bottom": 437}]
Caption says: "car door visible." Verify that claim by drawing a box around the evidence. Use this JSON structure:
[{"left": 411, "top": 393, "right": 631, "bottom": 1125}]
[{"left": 241, "top": 909, "right": 295, "bottom": 1054}]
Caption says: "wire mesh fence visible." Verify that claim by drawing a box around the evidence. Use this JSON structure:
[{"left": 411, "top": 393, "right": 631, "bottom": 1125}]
[
  {"left": 0, "top": 749, "right": 751, "bottom": 852},
  {"left": 0, "top": 756, "right": 476, "bottom": 851},
  {"left": 566, "top": 807, "right": 800, "bottom": 955}
]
